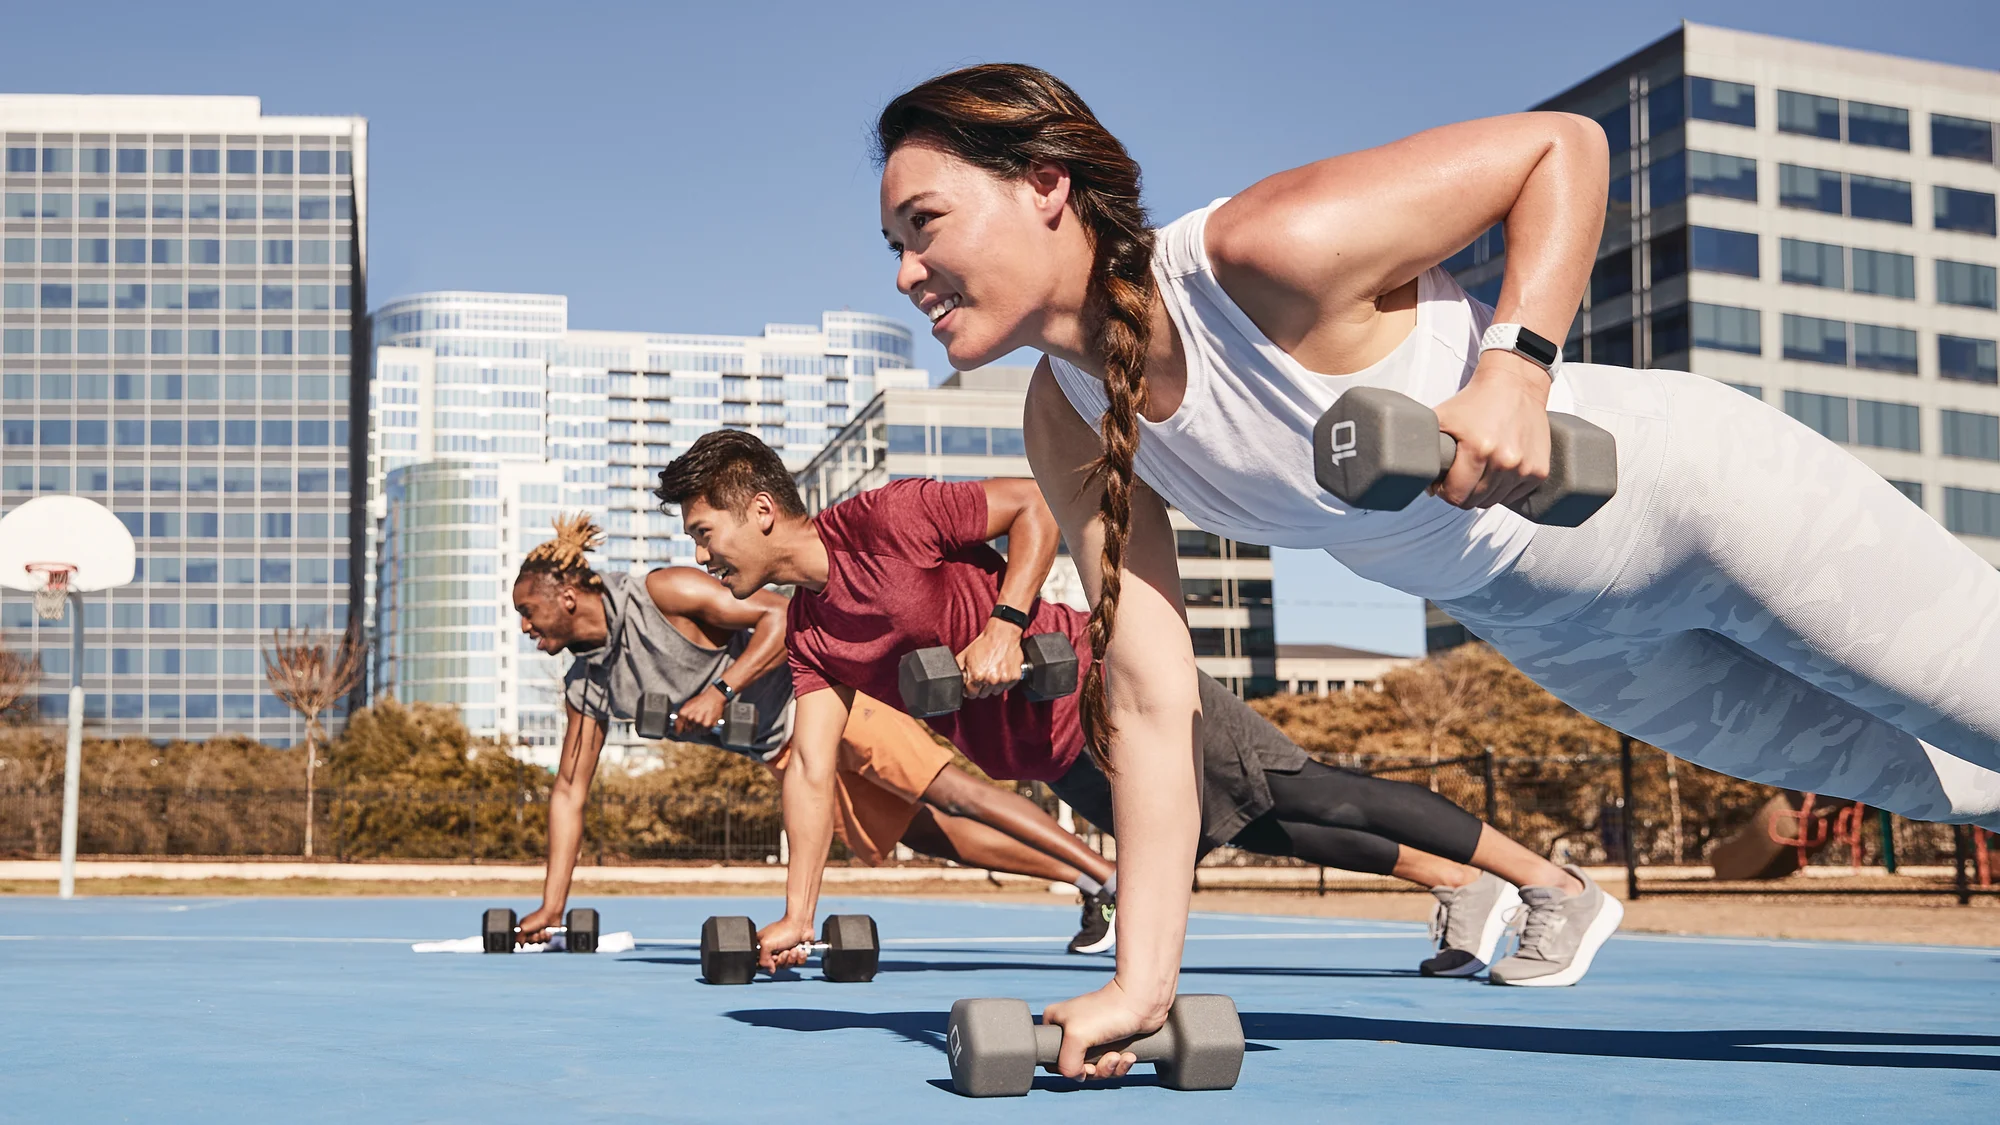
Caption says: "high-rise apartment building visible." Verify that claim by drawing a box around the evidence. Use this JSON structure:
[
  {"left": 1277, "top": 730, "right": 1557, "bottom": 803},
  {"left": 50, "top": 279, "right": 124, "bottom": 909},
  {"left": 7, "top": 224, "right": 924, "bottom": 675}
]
[
  {"left": 1448, "top": 22, "right": 1999, "bottom": 556},
  {"left": 1, "top": 96, "right": 366, "bottom": 745},
  {"left": 368, "top": 292, "right": 925, "bottom": 753},
  {"left": 794, "top": 366, "right": 1288, "bottom": 697}
]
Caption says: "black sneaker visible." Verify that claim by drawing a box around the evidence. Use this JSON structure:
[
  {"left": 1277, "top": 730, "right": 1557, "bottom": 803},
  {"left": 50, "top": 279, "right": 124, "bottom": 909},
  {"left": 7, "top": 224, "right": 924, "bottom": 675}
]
[{"left": 1067, "top": 885, "right": 1116, "bottom": 954}]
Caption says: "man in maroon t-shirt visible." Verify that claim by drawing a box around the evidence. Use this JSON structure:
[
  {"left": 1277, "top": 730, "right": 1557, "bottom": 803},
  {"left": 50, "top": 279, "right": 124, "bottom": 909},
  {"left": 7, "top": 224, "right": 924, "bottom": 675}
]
[{"left": 654, "top": 429, "right": 1611, "bottom": 997}]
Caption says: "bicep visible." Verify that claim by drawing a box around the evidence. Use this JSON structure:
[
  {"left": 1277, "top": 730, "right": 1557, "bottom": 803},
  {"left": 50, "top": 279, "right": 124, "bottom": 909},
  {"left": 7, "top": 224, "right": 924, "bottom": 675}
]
[
  {"left": 1210, "top": 112, "right": 1607, "bottom": 301},
  {"left": 977, "top": 477, "right": 1049, "bottom": 540},
  {"left": 790, "top": 687, "right": 854, "bottom": 773},
  {"left": 647, "top": 567, "right": 781, "bottom": 632}
]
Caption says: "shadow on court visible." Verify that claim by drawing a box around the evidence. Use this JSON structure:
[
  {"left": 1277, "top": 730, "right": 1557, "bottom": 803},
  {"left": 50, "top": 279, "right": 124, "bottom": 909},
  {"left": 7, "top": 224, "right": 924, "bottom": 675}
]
[
  {"left": 624, "top": 954, "right": 1419, "bottom": 980},
  {"left": 725, "top": 1008, "right": 2000, "bottom": 1071}
]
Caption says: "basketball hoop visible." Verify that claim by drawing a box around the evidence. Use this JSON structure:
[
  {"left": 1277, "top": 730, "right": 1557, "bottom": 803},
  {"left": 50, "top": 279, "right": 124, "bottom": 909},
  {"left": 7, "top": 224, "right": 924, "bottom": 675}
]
[{"left": 26, "top": 563, "right": 75, "bottom": 622}]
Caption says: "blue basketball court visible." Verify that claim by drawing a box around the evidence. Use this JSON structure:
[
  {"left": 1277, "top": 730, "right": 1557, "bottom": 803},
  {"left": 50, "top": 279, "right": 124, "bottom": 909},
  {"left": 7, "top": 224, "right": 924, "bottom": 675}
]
[{"left": 3, "top": 895, "right": 1995, "bottom": 1121}]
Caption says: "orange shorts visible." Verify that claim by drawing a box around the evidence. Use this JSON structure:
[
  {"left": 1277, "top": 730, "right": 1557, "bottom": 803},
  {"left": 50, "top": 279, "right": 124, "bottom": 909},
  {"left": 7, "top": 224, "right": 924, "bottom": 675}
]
[{"left": 765, "top": 691, "right": 954, "bottom": 866}]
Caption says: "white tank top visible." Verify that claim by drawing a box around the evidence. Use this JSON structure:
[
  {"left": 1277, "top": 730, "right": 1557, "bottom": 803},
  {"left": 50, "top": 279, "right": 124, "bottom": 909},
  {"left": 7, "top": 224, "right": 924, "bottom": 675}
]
[{"left": 1048, "top": 198, "right": 1577, "bottom": 601}]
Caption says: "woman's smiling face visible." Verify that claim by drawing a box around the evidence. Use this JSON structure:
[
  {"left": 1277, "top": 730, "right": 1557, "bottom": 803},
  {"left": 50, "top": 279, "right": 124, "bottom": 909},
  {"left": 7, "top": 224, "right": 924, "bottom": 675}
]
[{"left": 880, "top": 141, "right": 1079, "bottom": 371}]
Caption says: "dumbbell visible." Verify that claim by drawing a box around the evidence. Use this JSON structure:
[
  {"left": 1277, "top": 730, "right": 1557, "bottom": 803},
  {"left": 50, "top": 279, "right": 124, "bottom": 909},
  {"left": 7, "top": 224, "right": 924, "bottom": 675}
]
[
  {"left": 635, "top": 691, "right": 757, "bottom": 746},
  {"left": 698, "top": 914, "right": 880, "bottom": 984},
  {"left": 946, "top": 994, "right": 1244, "bottom": 1098},
  {"left": 1312, "top": 386, "right": 1618, "bottom": 527},
  {"left": 898, "top": 634, "right": 1079, "bottom": 719},
  {"left": 481, "top": 907, "right": 600, "bottom": 954}
]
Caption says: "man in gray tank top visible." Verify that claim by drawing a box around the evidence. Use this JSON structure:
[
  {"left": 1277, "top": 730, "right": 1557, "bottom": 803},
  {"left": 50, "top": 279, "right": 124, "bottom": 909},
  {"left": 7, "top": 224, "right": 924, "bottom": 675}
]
[{"left": 507, "top": 516, "right": 1121, "bottom": 955}]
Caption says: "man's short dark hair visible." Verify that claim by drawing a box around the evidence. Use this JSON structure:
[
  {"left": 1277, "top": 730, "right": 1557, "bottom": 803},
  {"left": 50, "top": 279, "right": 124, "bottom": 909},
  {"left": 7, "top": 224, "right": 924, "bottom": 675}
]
[{"left": 654, "top": 428, "right": 807, "bottom": 517}]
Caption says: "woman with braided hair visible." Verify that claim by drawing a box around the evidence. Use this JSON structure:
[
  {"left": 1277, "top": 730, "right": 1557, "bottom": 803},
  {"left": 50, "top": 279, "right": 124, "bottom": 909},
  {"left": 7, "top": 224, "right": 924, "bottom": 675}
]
[
  {"left": 874, "top": 64, "right": 2000, "bottom": 1077},
  {"left": 508, "top": 512, "right": 1126, "bottom": 958}
]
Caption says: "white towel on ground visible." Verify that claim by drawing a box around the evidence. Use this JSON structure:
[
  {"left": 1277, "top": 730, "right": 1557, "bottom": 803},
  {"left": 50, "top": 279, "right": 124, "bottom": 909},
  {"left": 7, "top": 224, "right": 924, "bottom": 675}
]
[{"left": 411, "top": 931, "right": 637, "bottom": 954}]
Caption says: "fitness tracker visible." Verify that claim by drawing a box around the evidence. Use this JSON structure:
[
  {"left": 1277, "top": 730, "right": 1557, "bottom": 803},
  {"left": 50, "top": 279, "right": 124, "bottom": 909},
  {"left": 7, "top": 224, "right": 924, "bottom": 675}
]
[
  {"left": 710, "top": 678, "right": 738, "bottom": 703},
  {"left": 989, "top": 604, "right": 1031, "bottom": 630},
  {"left": 1480, "top": 322, "right": 1563, "bottom": 377}
]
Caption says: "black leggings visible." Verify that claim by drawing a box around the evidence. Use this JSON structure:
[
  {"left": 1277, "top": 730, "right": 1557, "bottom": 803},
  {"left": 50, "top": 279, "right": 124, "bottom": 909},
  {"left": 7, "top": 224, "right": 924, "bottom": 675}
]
[
  {"left": 1228, "top": 759, "right": 1484, "bottom": 876},
  {"left": 1050, "top": 754, "right": 1484, "bottom": 878}
]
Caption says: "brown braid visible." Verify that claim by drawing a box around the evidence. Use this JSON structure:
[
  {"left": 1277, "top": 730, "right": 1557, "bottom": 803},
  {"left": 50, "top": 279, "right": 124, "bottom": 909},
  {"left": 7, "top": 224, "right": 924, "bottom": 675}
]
[
  {"left": 877, "top": 64, "right": 1155, "bottom": 772},
  {"left": 516, "top": 512, "right": 606, "bottom": 593}
]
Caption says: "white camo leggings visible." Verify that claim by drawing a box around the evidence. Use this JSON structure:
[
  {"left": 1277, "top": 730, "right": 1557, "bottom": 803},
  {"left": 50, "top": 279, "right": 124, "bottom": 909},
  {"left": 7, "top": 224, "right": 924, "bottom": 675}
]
[{"left": 1436, "top": 365, "right": 2000, "bottom": 827}]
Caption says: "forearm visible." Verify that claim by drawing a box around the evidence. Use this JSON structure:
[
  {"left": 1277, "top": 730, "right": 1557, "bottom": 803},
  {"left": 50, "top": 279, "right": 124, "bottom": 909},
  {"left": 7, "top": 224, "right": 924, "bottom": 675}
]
[
  {"left": 721, "top": 607, "right": 790, "bottom": 689},
  {"left": 1490, "top": 115, "right": 1606, "bottom": 380},
  {"left": 540, "top": 781, "right": 589, "bottom": 910},
  {"left": 996, "top": 511, "right": 1058, "bottom": 615},
  {"left": 780, "top": 759, "right": 837, "bottom": 924},
  {"left": 1106, "top": 661, "right": 1202, "bottom": 1020}
]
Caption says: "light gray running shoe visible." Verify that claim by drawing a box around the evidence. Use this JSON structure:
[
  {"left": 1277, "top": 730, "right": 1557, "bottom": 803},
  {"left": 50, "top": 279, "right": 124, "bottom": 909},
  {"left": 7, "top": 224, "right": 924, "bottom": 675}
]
[
  {"left": 1420, "top": 871, "right": 1521, "bottom": 977},
  {"left": 1488, "top": 864, "right": 1624, "bottom": 987}
]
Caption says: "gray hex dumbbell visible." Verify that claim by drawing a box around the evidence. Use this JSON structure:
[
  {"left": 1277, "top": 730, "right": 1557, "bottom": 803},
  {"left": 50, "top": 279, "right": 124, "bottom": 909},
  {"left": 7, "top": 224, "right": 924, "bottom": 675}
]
[
  {"left": 635, "top": 691, "right": 757, "bottom": 747},
  {"left": 1313, "top": 386, "right": 1618, "bottom": 527},
  {"left": 897, "top": 634, "right": 1080, "bottom": 719},
  {"left": 946, "top": 994, "right": 1244, "bottom": 1098},
  {"left": 698, "top": 913, "right": 880, "bottom": 984},
  {"left": 480, "top": 906, "right": 599, "bottom": 953}
]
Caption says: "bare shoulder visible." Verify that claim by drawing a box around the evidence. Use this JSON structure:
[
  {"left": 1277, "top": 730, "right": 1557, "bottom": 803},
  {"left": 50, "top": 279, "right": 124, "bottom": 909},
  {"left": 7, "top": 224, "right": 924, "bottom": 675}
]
[
  {"left": 642, "top": 565, "right": 722, "bottom": 615},
  {"left": 1024, "top": 356, "right": 1095, "bottom": 451}
]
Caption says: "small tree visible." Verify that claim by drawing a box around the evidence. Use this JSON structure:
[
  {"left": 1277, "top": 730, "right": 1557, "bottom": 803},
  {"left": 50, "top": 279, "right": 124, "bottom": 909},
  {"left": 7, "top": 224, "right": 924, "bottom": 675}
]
[
  {"left": 263, "top": 624, "right": 365, "bottom": 857},
  {"left": 1382, "top": 647, "right": 1485, "bottom": 789},
  {"left": 0, "top": 643, "right": 37, "bottom": 723}
]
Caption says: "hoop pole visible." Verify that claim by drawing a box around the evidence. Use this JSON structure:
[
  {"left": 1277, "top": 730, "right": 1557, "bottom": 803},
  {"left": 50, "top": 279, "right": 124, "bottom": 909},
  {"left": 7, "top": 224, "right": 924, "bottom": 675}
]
[{"left": 59, "top": 590, "right": 84, "bottom": 900}]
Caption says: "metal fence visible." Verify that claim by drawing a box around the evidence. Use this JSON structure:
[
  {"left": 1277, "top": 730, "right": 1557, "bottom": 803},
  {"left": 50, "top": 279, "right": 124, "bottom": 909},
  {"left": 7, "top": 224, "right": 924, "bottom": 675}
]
[{"left": 5, "top": 738, "right": 1996, "bottom": 899}]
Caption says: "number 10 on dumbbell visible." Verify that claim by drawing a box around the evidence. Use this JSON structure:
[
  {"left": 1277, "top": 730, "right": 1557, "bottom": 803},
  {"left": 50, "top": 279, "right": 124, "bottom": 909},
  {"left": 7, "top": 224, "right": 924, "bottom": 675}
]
[{"left": 898, "top": 634, "right": 1080, "bottom": 719}]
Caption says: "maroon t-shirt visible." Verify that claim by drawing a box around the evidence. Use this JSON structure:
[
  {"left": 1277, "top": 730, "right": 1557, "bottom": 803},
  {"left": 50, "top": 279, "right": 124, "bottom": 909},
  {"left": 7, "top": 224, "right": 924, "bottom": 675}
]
[{"left": 787, "top": 479, "right": 1089, "bottom": 782}]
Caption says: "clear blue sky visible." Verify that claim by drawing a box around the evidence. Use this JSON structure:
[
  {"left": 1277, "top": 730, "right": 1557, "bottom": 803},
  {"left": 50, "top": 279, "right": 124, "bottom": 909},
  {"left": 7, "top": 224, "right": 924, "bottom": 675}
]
[{"left": 10, "top": 0, "right": 1995, "bottom": 654}]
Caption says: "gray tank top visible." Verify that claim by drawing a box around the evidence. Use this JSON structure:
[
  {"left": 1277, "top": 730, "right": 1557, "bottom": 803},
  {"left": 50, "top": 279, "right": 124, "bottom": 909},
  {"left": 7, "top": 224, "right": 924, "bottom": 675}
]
[{"left": 562, "top": 570, "right": 795, "bottom": 760}]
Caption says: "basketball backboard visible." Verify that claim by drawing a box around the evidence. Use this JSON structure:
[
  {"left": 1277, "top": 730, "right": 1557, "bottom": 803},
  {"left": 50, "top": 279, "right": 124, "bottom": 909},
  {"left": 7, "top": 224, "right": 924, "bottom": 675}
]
[{"left": 0, "top": 495, "right": 137, "bottom": 617}]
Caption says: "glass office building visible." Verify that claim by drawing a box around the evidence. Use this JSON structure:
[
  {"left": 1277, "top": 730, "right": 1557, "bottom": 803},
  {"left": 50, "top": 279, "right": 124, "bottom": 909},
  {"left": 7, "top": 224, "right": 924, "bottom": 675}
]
[
  {"left": 1, "top": 96, "right": 367, "bottom": 745},
  {"left": 1447, "top": 22, "right": 1999, "bottom": 563},
  {"left": 369, "top": 293, "right": 926, "bottom": 756}
]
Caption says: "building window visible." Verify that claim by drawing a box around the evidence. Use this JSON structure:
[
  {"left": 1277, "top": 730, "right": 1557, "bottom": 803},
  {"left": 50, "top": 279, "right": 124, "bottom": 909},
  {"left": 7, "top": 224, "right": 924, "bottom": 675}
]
[
  {"left": 1942, "top": 410, "right": 2000, "bottom": 462},
  {"left": 937, "top": 426, "right": 987, "bottom": 456},
  {"left": 1930, "top": 114, "right": 1994, "bottom": 163},
  {"left": 1853, "top": 324, "right": 1918, "bottom": 374},
  {"left": 1650, "top": 306, "right": 1690, "bottom": 360},
  {"left": 1590, "top": 250, "right": 1632, "bottom": 303},
  {"left": 1845, "top": 101, "right": 1909, "bottom": 151},
  {"left": 1691, "top": 303, "right": 1761, "bottom": 355},
  {"left": 1887, "top": 480, "right": 1923, "bottom": 507},
  {"left": 1940, "top": 335, "right": 1999, "bottom": 384},
  {"left": 1855, "top": 399, "right": 1920, "bottom": 451},
  {"left": 884, "top": 424, "right": 926, "bottom": 454},
  {"left": 990, "top": 427, "right": 1025, "bottom": 456},
  {"left": 1689, "top": 226, "right": 1757, "bottom": 277},
  {"left": 1589, "top": 323, "right": 1634, "bottom": 367},
  {"left": 1176, "top": 530, "right": 1223, "bottom": 558},
  {"left": 1190, "top": 628, "right": 1229, "bottom": 657},
  {"left": 1946, "top": 487, "right": 2000, "bottom": 538},
  {"left": 1236, "top": 579, "right": 1273, "bottom": 606},
  {"left": 1851, "top": 249, "right": 1916, "bottom": 299},
  {"left": 1849, "top": 175, "right": 1912, "bottom": 224},
  {"left": 1778, "top": 90, "right": 1841, "bottom": 139},
  {"left": 1182, "top": 579, "right": 1226, "bottom": 606},
  {"left": 1647, "top": 78, "right": 1684, "bottom": 135},
  {"left": 1779, "top": 238, "right": 1843, "bottom": 288},
  {"left": 1724, "top": 382, "right": 1763, "bottom": 400},
  {"left": 1689, "top": 77, "right": 1755, "bottom": 127},
  {"left": 1934, "top": 187, "right": 1997, "bottom": 237},
  {"left": 1782, "top": 314, "right": 1847, "bottom": 365},
  {"left": 1784, "top": 390, "right": 1849, "bottom": 443},
  {"left": 1596, "top": 103, "right": 1631, "bottom": 154},
  {"left": 1685, "top": 151, "right": 1756, "bottom": 202},
  {"left": 1778, "top": 164, "right": 1843, "bottom": 214},
  {"left": 1938, "top": 260, "right": 1998, "bottom": 309},
  {"left": 1648, "top": 150, "right": 1688, "bottom": 208}
]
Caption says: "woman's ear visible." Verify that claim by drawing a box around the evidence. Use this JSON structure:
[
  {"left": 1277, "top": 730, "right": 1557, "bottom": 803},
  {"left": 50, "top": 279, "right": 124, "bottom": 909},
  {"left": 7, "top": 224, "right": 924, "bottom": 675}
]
[{"left": 1023, "top": 158, "right": 1072, "bottom": 226}]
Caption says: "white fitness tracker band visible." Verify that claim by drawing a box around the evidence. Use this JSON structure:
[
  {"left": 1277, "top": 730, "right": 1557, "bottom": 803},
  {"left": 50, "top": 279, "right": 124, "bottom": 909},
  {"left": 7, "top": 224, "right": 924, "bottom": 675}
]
[{"left": 1480, "top": 322, "right": 1563, "bottom": 377}]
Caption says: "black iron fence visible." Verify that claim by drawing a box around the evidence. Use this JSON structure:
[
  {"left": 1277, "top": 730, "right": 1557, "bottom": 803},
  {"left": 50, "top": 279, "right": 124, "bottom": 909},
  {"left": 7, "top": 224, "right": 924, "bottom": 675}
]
[{"left": 5, "top": 739, "right": 1996, "bottom": 899}]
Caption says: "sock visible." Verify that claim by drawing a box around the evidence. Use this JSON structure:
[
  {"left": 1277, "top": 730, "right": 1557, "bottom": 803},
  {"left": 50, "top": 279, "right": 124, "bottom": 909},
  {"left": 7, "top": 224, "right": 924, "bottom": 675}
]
[
  {"left": 1074, "top": 873, "right": 1102, "bottom": 896},
  {"left": 1103, "top": 872, "right": 1117, "bottom": 897}
]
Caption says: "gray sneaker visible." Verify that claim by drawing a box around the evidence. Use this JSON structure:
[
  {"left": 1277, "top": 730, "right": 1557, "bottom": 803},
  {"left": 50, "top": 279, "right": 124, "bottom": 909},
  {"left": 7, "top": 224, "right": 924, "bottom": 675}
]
[
  {"left": 1488, "top": 864, "right": 1623, "bottom": 987},
  {"left": 1420, "top": 871, "right": 1521, "bottom": 977}
]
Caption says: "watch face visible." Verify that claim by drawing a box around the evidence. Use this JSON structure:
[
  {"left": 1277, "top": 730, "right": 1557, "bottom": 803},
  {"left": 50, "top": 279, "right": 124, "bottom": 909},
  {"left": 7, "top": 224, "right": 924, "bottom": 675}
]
[{"left": 1516, "top": 328, "right": 1560, "bottom": 367}]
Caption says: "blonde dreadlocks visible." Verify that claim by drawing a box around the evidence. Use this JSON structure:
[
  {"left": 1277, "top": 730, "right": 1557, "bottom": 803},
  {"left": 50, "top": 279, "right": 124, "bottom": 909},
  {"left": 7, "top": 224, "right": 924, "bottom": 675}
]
[{"left": 516, "top": 512, "right": 605, "bottom": 592}]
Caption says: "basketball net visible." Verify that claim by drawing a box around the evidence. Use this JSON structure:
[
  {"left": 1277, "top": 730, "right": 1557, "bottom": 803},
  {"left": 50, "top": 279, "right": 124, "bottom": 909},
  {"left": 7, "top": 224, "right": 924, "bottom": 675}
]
[{"left": 27, "top": 563, "right": 75, "bottom": 622}]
